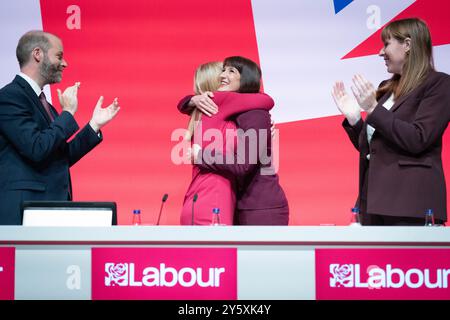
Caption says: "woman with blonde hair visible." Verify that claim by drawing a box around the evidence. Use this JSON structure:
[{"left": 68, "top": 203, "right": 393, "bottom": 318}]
[
  {"left": 184, "top": 62, "right": 222, "bottom": 142},
  {"left": 179, "top": 61, "right": 275, "bottom": 225},
  {"left": 332, "top": 18, "right": 450, "bottom": 225}
]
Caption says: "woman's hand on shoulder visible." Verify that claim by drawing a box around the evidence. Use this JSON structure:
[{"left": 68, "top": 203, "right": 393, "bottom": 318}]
[{"left": 189, "top": 91, "right": 218, "bottom": 117}]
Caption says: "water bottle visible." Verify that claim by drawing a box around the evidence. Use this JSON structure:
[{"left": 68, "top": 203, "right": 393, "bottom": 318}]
[
  {"left": 132, "top": 209, "right": 142, "bottom": 226},
  {"left": 424, "top": 209, "right": 435, "bottom": 227},
  {"left": 349, "top": 207, "right": 361, "bottom": 226},
  {"left": 211, "top": 208, "right": 221, "bottom": 226}
]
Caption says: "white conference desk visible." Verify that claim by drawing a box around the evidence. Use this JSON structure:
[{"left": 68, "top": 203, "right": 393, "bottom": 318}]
[{"left": 1, "top": 226, "right": 449, "bottom": 300}]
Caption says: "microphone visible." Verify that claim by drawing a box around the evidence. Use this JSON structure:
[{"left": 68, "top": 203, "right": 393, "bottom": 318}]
[
  {"left": 156, "top": 193, "right": 169, "bottom": 225},
  {"left": 191, "top": 193, "right": 198, "bottom": 225}
]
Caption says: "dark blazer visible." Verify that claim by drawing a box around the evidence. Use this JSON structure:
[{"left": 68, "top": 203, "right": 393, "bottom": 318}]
[
  {"left": 343, "top": 71, "right": 450, "bottom": 221},
  {"left": 0, "top": 75, "right": 102, "bottom": 225},
  {"left": 200, "top": 110, "right": 288, "bottom": 202},
  {"left": 209, "top": 109, "right": 289, "bottom": 225}
]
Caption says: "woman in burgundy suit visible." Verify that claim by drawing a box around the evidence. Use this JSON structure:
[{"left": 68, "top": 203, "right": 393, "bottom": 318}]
[
  {"left": 179, "top": 56, "right": 289, "bottom": 225},
  {"left": 179, "top": 61, "right": 275, "bottom": 225},
  {"left": 332, "top": 18, "right": 450, "bottom": 225}
]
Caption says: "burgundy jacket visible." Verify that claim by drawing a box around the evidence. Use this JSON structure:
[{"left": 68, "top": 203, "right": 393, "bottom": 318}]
[
  {"left": 178, "top": 94, "right": 289, "bottom": 223},
  {"left": 343, "top": 71, "right": 450, "bottom": 221}
]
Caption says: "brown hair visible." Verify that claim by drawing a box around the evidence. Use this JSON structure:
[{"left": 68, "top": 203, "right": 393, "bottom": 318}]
[{"left": 376, "top": 18, "right": 434, "bottom": 100}]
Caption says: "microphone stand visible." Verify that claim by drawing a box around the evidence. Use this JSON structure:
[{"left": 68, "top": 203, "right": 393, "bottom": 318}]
[
  {"left": 156, "top": 194, "right": 168, "bottom": 225},
  {"left": 191, "top": 194, "right": 198, "bottom": 225}
]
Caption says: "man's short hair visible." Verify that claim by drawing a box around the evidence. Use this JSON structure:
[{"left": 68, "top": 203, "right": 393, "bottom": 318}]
[{"left": 16, "top": 31, "right": 52, "bottom": 68}]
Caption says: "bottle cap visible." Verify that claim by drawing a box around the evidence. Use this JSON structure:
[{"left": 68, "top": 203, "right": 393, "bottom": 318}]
[
  {"left": 351, "top": 207, "right": 360, "bottom": 213},
  {"left": 425, "top": 209, "right": 433, "bottom": 215},
  {"left": 212, "top": 208, "right": 220, "bottom": 214},
  {"left": 133, "top": 209, "right": 141, "bottom": 214}
]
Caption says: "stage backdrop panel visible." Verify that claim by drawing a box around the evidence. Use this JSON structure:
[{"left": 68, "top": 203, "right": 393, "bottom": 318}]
[{"left": 0, "top": 0, "right": 448, "bottom": 225}]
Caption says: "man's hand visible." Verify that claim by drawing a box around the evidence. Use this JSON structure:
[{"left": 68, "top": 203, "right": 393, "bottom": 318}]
[
  {"left": 57, "top": 82, "right": 80, "bottom": 116},
  {"left": 89, "top": 97, "right": 120, "bottom": 132},
  {"left": 189, "top": 92, "right": 218, "bottom": 117},
  {"left": 332, "top": 81, "right": 361, "bottom": 126}
]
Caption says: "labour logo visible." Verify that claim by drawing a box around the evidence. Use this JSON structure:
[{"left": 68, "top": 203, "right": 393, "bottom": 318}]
[
  {"left": 329, "top": 264, "right": 354, "bottom": 287},
  {"left": 105, "top": 263, "right": 128, "bottom": 286}
]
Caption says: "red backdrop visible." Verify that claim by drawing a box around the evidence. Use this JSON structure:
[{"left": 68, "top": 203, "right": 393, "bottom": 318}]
[{"left": 40, "top": 0, "right": 449, "bottom": 225}]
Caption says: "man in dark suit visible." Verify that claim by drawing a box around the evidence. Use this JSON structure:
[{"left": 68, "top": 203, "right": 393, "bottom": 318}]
[{"left": 0, "top": 30, "right": 120, "bottom": 225}]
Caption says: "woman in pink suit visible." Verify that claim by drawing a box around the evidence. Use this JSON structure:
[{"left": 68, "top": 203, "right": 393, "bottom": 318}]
[{"left": 179, "top": 61, "right": 274, "bottom": 225}]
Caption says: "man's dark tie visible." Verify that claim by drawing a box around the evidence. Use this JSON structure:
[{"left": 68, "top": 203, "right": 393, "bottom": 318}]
[{"left": 39, "top": 92, "right": 55, "bottom": 121}]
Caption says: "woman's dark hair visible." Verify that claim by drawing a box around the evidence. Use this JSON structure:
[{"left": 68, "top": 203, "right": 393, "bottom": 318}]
[{"left": 223, "top": 56, "right": 261, "bottom": 93}]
